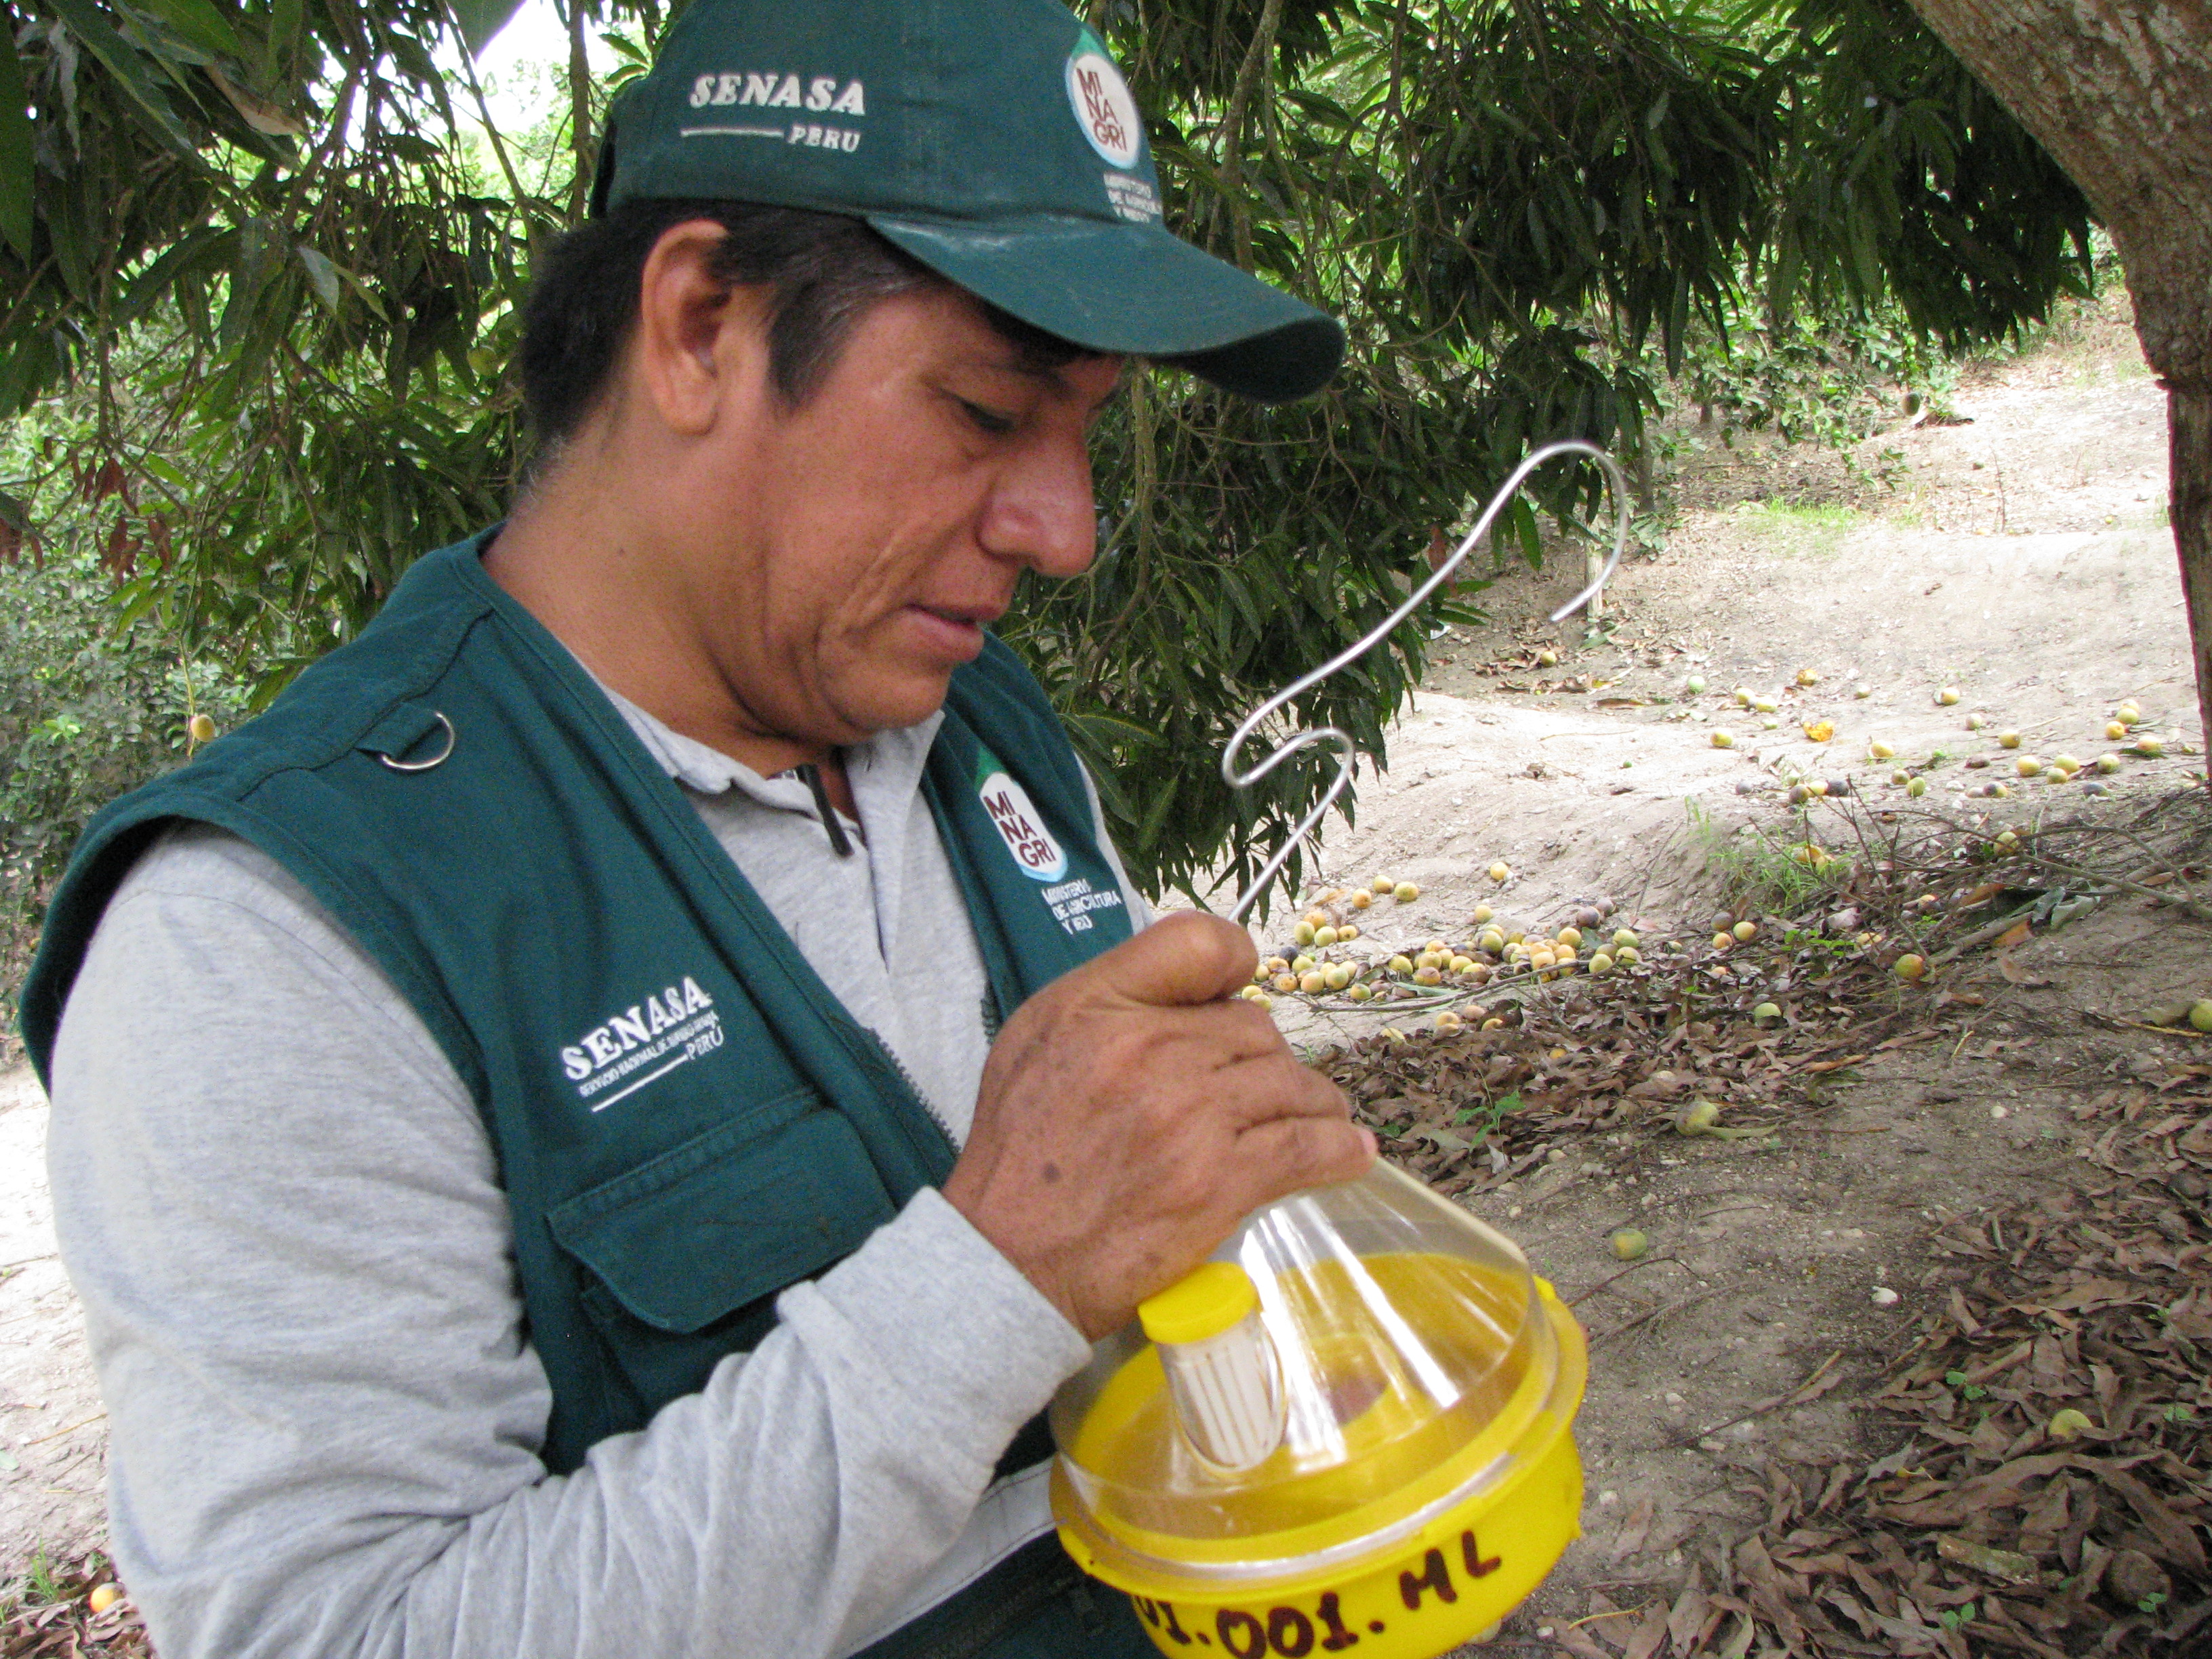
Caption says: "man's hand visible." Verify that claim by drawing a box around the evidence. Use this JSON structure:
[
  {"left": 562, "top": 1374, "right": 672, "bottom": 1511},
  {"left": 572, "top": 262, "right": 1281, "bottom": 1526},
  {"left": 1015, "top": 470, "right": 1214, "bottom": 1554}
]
[{"left": 942, "top": 912, "right": 1374, "bottom": 1340}]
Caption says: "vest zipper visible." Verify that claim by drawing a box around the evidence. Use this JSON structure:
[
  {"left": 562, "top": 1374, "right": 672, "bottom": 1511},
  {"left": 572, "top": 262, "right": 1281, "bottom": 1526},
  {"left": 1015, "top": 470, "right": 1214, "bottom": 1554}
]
[{"left": 868, "top": 1031, "right": 962, "bottom": 1155}]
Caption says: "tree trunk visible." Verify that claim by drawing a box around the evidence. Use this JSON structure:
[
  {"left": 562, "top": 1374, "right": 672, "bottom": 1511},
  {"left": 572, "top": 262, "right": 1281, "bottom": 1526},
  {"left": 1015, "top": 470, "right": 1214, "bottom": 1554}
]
[{"left": 1900, "top": 0, "right": 2212, "bottom": 772}]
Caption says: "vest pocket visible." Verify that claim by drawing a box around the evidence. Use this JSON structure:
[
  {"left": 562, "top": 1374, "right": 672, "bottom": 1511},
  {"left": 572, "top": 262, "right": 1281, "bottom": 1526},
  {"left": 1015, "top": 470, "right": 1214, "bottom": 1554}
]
[{"left": 548, "top": 1099, "right": 897, "bottom": 1421}]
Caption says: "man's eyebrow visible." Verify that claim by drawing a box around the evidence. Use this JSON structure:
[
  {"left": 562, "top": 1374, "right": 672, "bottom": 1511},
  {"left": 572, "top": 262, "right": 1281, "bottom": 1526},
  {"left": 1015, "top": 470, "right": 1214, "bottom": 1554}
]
[{"left": 965, "top": 352, "right": 1124, "bottom": 406}]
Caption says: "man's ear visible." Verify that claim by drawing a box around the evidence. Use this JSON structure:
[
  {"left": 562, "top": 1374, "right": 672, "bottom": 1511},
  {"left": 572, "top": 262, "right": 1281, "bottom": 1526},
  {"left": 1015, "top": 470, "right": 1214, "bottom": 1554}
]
[{"left": 632, "top": 220, "right": 774, "bottom": 438}]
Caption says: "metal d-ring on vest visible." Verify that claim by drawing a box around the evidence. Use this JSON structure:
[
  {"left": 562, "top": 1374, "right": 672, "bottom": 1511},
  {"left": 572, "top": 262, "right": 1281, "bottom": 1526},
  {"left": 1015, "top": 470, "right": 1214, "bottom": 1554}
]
[
  {"left": 377, "top": 710, "right": 457, "bottom": 773},
  {"left": 1222, "top": 438, "right": 1633, "bottom": 923}
]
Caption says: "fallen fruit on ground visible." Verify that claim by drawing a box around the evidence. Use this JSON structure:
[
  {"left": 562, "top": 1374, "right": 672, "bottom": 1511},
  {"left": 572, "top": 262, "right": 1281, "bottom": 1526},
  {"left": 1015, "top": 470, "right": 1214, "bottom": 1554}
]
[
  {"left": 1387, "top": 954, "right": 1413, "bottom": 975},
  {"left": 1853, "top": 683, "right": 1871, "bottom": 698},
  {"left": 1610, "top": 1227, "right": 1650, "bottom": 1261},
  {"left": 1293, "top": 921, "right": 1315, "bottom": 946},
  {"left": 1433, "top": 1010, "right": 1464, "bottom": 1032},
  {"left": 2192, "top": 1000, "right": 2212, "bottom": 1033},
  {"left": 1685, "top": 675, "right": 1706, "bottom": 693},
  {"left": 1711, "top": 729, "right": 1736, "bottom": 748},
  {"left": 2046, "top": 1408, "right": 2093, "bottom": 1441},
  {"left": 1612, "top": 928, "right": 1637, "bottom": 948},
  {"left": 1804, "top": 720, "right": 1835, "bottom": 742},
  {"left": 1676, "top": 1099, "right": 1722, "bottom": 1135},
  {"left": 1349, "top": 888, "right": 1371, "bottom": 910},
  {"left": 1907, "top": 776, "right": 1928, "bottom": 796},
  {"left": 1752, "top": 1001, "right": 1781, "bottom": 1022},
  {"left": 87, "top": 1584, "right": 121, "bottom": 1615},
  {"left": 2135, "top": 735, "right": 2165, "bottom": 756},
  {"left": 1471, "top": 903, "right": 1494, "bottom": 924},
  {"left": 1966, "top": 713, "right": 1986, "bottom": 731},
  {"left": 1589, "top": 951, "right": 1614, "bottom": 975},
  {"left": 1393, "top": 880, "right": 1420, "bottom": 901},
  {"left": 2097, "top": 753, "right": 2121, "bottom": 773},
  {"left": 1488, "top": 861, "right": 1510, "bottom": 882},
  {"left": 1797, "top": 668, "right": 1819, "bottom": 687},
  {"left": 1732, "top": 920, "right": 1757, "bottom": 942},
  {"left": 2016, "top": 755, "right": 2043, "bottom": 777},
  {"left": 1868, "top": 739, "right": 1895, "bottom": 760},
  {"left": 1937, "top": 687, "right": 1961, "bottom": 705},
  {"left": 1313, "top": 925, "right": 1338, "bottom": 947},
  {"left": 1711, "top": 931, "right": 1733, "bottom": 951},
  {"left": 1998, "top": 729, "right": 2021, "bottom": 748},
  {"left": 1895, "top": 954, "right": 1926, "bottom": 979}
]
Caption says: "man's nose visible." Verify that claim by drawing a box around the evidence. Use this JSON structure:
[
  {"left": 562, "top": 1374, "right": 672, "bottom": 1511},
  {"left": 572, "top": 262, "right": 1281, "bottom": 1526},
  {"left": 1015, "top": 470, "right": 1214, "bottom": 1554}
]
[{"left": 980, "top": 432, "right": 1097, "bottom": 579}]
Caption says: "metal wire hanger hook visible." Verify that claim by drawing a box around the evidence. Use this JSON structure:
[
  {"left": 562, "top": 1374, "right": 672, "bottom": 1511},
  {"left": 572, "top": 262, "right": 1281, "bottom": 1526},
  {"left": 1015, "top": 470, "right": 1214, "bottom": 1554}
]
[{"left": 1221, "top": 438, "right": 1633, "bottom": 924}]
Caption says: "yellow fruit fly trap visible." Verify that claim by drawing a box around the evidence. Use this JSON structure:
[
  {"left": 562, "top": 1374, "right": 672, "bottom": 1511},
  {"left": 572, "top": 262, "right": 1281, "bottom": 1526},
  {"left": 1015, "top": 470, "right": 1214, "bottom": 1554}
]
[{"left": 1050, "top": 443, "right": 1630, "bottom": 1658}]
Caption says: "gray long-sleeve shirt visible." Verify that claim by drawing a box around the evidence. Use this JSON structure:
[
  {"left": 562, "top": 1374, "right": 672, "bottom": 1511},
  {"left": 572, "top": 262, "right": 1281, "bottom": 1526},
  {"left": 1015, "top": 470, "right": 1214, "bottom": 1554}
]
[{"left": 45, "top": 687, "right": 1148, "bottom": 1659}]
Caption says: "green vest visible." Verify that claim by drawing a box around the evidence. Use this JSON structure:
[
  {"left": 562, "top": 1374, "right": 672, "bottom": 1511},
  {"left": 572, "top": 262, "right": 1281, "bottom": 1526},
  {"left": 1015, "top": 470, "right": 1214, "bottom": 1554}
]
[{"left": 20, "top": 533, "right": 1152, "bottom": 1659}]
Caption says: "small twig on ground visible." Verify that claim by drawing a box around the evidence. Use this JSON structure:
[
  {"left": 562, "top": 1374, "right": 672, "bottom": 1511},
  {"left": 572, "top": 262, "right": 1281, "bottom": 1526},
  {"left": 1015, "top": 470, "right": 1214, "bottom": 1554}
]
[
  {"left": 1566, "top": 1254, "right": 1693, "bottom": 1308},
  {"left": 1668, "top": 1347, "right": 1847, "bottom": 1448},
  {"left": 1591, "top": 1288, "right": 1723, "bottom": 1350}
]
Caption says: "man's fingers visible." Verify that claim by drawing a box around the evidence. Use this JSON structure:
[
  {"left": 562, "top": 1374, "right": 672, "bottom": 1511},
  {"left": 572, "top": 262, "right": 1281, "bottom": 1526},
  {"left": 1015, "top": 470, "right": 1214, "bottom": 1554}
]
[
  {"left": 1228, "top": 1114, "right": 1378, "bottom": 1210},
  {"left": 1206, "top": 1050, "right": 1351, "bottom": 1130},
  {"left": 1076, "top": 910, "right": 1257, "bottom": 1010}
]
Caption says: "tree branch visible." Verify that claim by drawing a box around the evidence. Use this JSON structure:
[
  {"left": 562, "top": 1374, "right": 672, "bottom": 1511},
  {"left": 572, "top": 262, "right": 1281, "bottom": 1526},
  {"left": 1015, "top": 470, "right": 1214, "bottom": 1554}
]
[{"left": 1216, "top": 0, "right": 1285, "bottom": 270}]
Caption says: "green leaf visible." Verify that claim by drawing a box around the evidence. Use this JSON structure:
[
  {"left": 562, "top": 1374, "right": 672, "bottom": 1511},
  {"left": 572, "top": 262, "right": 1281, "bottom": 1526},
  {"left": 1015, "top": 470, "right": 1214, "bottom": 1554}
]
[
  {"left": 46, "top": 0, "right": 202, "bottom": 156},
  {"left": 449, "top": 0, "right": 528, "bottom": 56},
  {"left": 295, "top": 243, "right": 341, "bottom": 310},
  {"left": 0, "top": 14, "right": 33, "bottom": 260},
  {"left": 135, "top": 0, "right": 249, "bottom": 64}
]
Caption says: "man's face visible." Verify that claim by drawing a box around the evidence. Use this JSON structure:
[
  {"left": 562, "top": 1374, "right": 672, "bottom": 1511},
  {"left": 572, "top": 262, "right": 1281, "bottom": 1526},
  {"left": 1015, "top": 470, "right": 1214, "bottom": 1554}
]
[{"left": 672, "top": 283, "right": 1121, "bottom": 747}]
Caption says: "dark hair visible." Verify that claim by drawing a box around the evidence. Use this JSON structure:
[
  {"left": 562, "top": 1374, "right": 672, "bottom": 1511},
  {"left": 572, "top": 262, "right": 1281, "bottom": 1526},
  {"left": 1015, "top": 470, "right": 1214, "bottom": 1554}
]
[{"left": 518, "top": 199, "right": 1090, "bottom": 454}]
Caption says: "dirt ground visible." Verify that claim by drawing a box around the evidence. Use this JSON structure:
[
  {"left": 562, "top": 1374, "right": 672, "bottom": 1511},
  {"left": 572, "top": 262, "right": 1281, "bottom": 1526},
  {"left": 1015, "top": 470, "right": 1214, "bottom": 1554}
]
[
  {"left": 3, "top": 293, "right": 2206, "bottom": 1654},
  {"left": 1221, "top": 294, "right": 2209, "bottom": 1654}
]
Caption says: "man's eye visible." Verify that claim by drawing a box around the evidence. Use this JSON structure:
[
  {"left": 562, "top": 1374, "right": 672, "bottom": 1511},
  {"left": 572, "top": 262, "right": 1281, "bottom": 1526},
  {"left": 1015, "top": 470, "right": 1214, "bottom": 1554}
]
[{"left": 957, "top": 398, "right": 1017, "bottom": 436}]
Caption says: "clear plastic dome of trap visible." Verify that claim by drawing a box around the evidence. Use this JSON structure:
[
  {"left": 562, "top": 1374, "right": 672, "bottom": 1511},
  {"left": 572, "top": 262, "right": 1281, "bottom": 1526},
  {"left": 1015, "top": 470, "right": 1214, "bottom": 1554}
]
[{"left": 1049, "top": 1161, "right": 1580, "bottom": 1591}]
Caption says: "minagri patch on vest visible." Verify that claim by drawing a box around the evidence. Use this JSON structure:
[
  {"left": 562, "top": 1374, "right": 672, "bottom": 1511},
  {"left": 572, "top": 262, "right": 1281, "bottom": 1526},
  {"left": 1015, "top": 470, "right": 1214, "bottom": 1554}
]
[
  {"left": 561, "top": 977, "right": 725, "bottom": 1111},
  {"left": 975, "top": 745, "right": 1125, "bottom": 937}
]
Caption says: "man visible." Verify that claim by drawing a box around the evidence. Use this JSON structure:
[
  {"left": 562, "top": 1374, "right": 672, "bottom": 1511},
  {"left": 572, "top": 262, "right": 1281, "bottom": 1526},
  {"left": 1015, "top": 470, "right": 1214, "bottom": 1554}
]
[{"left": 20, "top": 1, "right": 1372, "bottom": 1656}]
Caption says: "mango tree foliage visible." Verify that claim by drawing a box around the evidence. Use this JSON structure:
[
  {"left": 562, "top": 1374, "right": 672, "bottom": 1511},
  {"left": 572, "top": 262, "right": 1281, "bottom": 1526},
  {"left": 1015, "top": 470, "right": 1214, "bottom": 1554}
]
[{"left": 0, "top": 0, "right": 2092, "bottom": 909}]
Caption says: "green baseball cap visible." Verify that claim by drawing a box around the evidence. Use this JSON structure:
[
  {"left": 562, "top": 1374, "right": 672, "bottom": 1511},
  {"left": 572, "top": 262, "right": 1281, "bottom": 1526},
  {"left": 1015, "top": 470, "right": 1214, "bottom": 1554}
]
[{"left": 590, "top": 0, "right": 1344, "bottom": 402}]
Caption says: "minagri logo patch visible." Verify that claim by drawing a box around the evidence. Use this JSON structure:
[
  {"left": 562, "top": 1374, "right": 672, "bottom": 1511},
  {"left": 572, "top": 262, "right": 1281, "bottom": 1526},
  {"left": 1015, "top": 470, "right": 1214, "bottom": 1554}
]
[
  {"left": 1065, "top": 43, "right": 1141, "bottom": 169},
  {"left": 978, "top": 764, "right": 1068, "bottom": 882},
  {"left": 561, "top": 976, "right": 725, "bottom": 1112}
]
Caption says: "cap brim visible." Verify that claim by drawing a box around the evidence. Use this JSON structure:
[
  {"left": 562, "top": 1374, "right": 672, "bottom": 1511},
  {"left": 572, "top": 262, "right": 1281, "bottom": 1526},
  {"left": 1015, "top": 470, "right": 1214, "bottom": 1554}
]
[{"left": 869, "top": 213, "right": 1344, "bottom": 403}]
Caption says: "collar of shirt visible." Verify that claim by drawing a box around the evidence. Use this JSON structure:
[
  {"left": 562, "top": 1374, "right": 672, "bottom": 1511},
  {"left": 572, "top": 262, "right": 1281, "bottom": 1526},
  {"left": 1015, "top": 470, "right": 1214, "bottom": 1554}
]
[{"left": 589, "top": 679, "right": 945, "bottom": 832}]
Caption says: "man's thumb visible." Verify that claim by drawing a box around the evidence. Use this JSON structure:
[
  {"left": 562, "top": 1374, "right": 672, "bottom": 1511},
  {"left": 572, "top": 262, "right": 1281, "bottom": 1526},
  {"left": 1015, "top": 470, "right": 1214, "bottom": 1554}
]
[{"left": 1086, "top": 911, "right": 1257, "bottom": 1008}]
